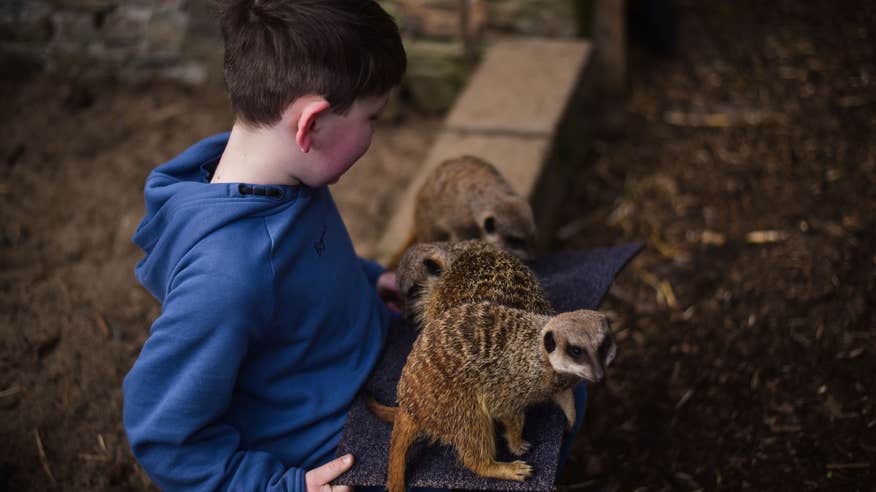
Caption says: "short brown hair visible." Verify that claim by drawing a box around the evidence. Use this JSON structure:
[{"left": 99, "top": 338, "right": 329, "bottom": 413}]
[{"left": 220, "top": 0, "right": 407, "bottom": 126}]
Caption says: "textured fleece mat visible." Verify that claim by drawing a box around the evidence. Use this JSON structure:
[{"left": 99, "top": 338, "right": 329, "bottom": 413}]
[{"left": 334, "top": 243, "right": 643, "bottom": 491}]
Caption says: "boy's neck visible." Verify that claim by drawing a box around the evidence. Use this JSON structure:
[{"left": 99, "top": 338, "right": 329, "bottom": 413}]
[{"left": 212, "top": 121, "right": 305, "bottom": 186}]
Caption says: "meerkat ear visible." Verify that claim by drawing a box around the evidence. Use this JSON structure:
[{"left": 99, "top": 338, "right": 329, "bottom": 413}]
[
  {"left": 420, "top": 245, "right": 450, "bottom": 277},
  {"left": 543, "top": 331, "right": 557, "bottom": 353},
  {"left": 422, "top": 258, "right": 443, "bottom": 276}
]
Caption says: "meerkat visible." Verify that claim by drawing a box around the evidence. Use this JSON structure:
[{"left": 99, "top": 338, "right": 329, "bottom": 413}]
[
  {"left": 395, "top": 239, "right": 554, "bottom": 327},
  {"left": 394, "top": 155, "right": 536, "bottom": 267},
  {"left": 370, "top": 302, "right": 616, "bottom": 492}
]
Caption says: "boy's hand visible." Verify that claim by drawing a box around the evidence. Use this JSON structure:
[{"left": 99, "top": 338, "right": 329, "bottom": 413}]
[
  {"left": 376, "top": 271, "right": 403, "bottom": 313},
  {"left": 305, "top": 454, "right": 354, "bottom": 492}
]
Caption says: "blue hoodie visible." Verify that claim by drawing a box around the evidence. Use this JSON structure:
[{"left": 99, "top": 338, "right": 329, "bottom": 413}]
[{"left": 123, "top": 133, "right": 391, "bottom": 491}]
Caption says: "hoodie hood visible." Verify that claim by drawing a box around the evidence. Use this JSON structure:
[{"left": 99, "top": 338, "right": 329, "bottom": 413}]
[{"left": 133, "top": 132, "right": 302, "bottom": 301}]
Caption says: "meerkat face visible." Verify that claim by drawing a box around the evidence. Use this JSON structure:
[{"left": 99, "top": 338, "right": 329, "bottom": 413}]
[
  {"left": 396, "top": 242, "right": 452, "bottom": 313},
  {"left": 395, "top": 240, "right": 484, "bottom": 301},
  {"left": 541, "top": 310, "right": 616, "bottom": 383},
  {"left": 478, "top": 200, "right": 536, "bottom": 261}
]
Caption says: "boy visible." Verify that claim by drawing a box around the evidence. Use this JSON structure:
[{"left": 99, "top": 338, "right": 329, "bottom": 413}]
[{"left": 123, "top": 1, "right": 406, "bottom": 491}]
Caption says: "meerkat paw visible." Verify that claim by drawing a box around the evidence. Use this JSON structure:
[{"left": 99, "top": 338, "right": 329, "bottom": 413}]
[
  {"left": 504, "top": 460, "right": 533, "bottom": 481},
  {"left": 469, "top": 459, "right": 533, "bottom": 482},
  {"left": 507, "top": 439, "right": 531, "bottom": 456}
]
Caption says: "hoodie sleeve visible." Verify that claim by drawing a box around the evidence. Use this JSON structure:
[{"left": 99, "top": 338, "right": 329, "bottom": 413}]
[
  {"left": 123, "top": 255, "right": 306, "bottom": 492},
  {"left": 358, "top": 257, "right": 386, "bottom": 286}
]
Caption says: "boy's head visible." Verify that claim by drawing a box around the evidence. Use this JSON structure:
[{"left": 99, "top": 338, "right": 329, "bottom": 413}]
[{"left": 220, "top": 0, "right": 407, "bottom": 127}]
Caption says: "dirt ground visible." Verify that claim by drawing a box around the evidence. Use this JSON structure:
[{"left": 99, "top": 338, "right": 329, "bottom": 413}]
[
  {"left": 1, "top": 1, "right": 873, "bottom": 491},
  {"left": 554, "top": 1, "right": 874, "bottom": 491}
]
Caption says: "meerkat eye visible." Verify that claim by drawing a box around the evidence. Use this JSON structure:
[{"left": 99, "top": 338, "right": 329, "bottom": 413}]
[
  {"left": 566, "top": 344, "right": 584, "bottom": 359},
  {"left": 423, "top": 258, "right": 442, "bottom": 276},
  {"left": 483, "top": 216, "right": 496, "bottom": 234},
  {"left": 543, "top": 331, "right": 557, "bottom": 353}
]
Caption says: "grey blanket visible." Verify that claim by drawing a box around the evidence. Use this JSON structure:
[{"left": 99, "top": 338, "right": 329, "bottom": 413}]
[{"left": 335, "top": 243, "right": 642, "bottom": 491}]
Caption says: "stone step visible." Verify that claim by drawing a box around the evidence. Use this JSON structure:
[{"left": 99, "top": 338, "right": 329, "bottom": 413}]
[
  {"left": 445, "top": 38, "right": 591, "bottom": 135},
  {"left": 375, "top": 37, "right": 593, "bottom": 265}
]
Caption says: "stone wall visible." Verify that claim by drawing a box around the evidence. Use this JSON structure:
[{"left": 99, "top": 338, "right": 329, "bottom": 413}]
[
  {"left": 1, "top": 0, "right": 579, "bottom": 109},
  {"left": 0, "top": 0, "right": 211, "bottom": 83},
  {"left": 387, "top": 0, "right": 579, "bottom": 112}
]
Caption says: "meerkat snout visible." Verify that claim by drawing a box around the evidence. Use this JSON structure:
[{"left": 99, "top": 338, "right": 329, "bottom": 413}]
[
  {"left": 541, "top": 311, "right": 616, "bottom": 384},
  {"left": 478, "top": 199, "right": 536, "bottom": 261}
]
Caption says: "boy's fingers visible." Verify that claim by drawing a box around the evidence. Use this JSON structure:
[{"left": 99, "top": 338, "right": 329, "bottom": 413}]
[
  {"left": 387, "top": 301, "right": 402, "bottom": 314},
  {"left": 305, "top": 454, "right": 354, "bottom": 487}
]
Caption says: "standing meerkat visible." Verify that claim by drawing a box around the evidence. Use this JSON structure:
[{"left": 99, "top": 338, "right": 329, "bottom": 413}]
[
  {"left": 407, "top": 155, "right": 537, "bottom": 262},
  {"left": 395, "top": 240, "right": 554, "bottom": 327},
  {"left": 371, "top": 302, "right": 616, "bottom": 492}
]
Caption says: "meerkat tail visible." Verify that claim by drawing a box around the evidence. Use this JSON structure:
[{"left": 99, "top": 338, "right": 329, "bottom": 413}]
[
  {"left": 365, "top": 396, "right": 398, "bottom": 423},
  {"left": 387, "top": 409, "right": 418, "bottom": 492}
]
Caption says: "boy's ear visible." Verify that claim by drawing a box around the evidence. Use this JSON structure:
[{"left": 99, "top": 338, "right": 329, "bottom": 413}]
[{"left": 292, "top": 96, "right": 330, "bottom": 153}]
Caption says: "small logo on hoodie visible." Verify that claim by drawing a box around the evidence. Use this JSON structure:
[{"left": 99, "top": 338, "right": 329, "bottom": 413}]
[{"left": 314, "top": 225, "right": 327, "bottom": 256}]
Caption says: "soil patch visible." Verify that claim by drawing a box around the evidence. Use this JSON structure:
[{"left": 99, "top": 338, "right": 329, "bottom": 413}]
[{"left": 555, "top": 1, "right": 874, "bottom": 490}]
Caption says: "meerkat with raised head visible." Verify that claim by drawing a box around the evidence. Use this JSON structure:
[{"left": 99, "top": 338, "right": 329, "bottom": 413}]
[
  {"left": 395, "top": 239, "right": 554, "bottom": 327},
  {"left": 371, "top": 302, "right": 616, "bottom": 492},
  {"left": 408, "top": 155, "right": 536, "bottom": 262}
]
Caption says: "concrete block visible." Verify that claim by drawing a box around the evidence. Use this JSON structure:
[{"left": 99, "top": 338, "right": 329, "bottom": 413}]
[
  {"left": 593, "top": 0, "right": 627, "bottom": 94},
  {"left": 445, "top": 38, "right": 591, "bottom": 134}
]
